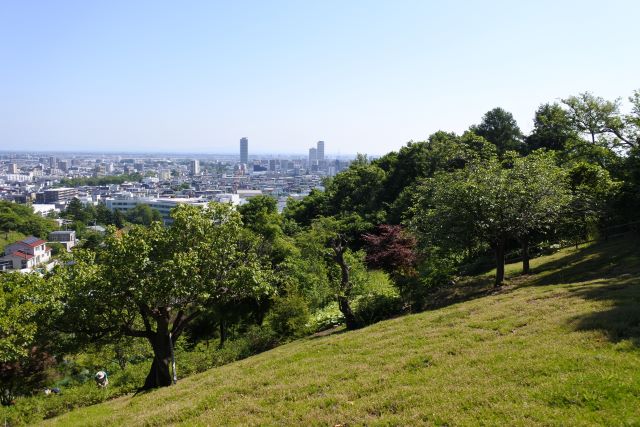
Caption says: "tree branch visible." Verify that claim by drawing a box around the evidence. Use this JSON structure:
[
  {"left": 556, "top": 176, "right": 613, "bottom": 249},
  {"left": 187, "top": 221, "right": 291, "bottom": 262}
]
[{"left": 172, "top": 310, "right": 201, "bottom": 340}]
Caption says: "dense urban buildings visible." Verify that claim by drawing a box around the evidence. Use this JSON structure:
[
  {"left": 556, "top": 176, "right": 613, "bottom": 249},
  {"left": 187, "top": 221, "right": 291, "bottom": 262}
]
[{"left": 0, "top": 141, "right": 352, "bottom": 224}]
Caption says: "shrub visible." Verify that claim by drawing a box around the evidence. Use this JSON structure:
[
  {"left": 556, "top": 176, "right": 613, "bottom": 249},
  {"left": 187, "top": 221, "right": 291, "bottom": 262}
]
[
  {"left": 266, "top": 294, "right": 311, "bottom": 338},
  {"left": 353, "top": 270, "right": 403, "bottom": 326},
  {"left": 354, "top": 293, "right": 403, "bottom": 326},
  {"left": 309, "top": 303, "right": 345, "bottom": 332}
]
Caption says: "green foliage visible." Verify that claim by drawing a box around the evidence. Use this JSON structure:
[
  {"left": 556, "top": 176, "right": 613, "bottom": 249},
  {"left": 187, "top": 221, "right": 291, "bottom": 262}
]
[
  {"left": 62, "top": 198, "right": 96, "bottom": 224},
  {"left": 266, "top": 293, "right": 311, "bottom": 338},
  {"left": 0, "top": 273, "right": 62, "bottom": 364},
  {"left": 283, "top": 189, "right": 329, "bottom": 228},
  {"left": 38, "top": 237, "right": 640, "bottom": 426},
  {"left": 526, "top": 103, "right": 577, "bottom": 151},
  {"left": 48, "top": 242, "right": 66, "bottom": 256},
  {"left": 53, "top": 202, "right": 274, "bottom": 388},
  {"left": 412, "top": 151, "right": 572, "bottom": 284},
  {"left": 124, "top": 204, "right": 162, "bottom": 225},
  {"left": 0, "top": 201, "right": 57, "bottom": 239},
  {"left": 470, "top": 107, "right": 524, "bottom": 154},
  {"left": 309, "top": 302, "right": 344, "bottom": 332},
  {"left": 0, "top": 273, "right": 64, "bottom": 405},
  {"left": 353, "top": 271, "right": 403, "bottom": 326},
  {"left": 323, "top": 162, "right": 386, "bottom": 222}
]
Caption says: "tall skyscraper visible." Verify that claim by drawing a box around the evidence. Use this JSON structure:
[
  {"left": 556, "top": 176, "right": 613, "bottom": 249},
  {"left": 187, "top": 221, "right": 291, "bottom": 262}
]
[
  {"left": 189, "top": 159, "right": 200, "bottom": 175},
  {"left": 317, "top": 141, "right": 325, "bottom": 161},
  {"left": 309, "top": 147, "right": 317, "bottom": 165},
  {"left": 240, "top": 137, "right": 249, "bottom": 164}
]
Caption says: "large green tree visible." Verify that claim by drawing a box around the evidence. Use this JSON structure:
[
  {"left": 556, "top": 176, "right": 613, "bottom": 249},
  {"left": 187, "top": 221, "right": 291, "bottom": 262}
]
[
  {"left": 54, "top": 203, "right": 273, "bottom": 389},
  {"left": 561, "top": 91, "right": 640, "bottom": 150},
  {"left": 526, "top": 103, "right": 577, "bottom": 151},
  {"left": 414, "top": 152, "right": 571, "bottom": 285},
  {"left": 470, "top": 107, "right": 524, "bottom": 154}
]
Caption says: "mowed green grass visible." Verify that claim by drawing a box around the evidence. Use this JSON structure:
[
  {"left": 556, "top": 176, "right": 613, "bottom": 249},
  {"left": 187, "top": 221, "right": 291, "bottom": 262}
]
[{"left": 44, "top": 236, "right": 640, "bottom": 426}]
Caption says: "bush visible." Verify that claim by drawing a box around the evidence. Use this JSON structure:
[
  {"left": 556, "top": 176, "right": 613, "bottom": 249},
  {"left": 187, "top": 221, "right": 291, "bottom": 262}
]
[
  {"left": 309, "top": 303, "right": 345, "bottom": 332},
  {"left": 353, "top": 270, "right": 403, "bottom": 326},
  {"left": 354, "top": 293, "right": 403, "bottom": 326},
  {"left": 266, "top": 294, "right": 311, "bottom": 338}
]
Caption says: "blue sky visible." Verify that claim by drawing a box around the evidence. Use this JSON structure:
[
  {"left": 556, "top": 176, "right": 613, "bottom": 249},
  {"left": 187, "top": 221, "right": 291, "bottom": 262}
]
[{"left": 1, "top": 0, "right": 639, "bottom": 155}]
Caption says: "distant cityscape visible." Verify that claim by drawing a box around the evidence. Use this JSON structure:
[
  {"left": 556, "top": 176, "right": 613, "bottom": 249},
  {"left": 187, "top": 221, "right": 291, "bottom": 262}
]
[{"left": 0, "top": 139, "right": 362, "bottom": 221}]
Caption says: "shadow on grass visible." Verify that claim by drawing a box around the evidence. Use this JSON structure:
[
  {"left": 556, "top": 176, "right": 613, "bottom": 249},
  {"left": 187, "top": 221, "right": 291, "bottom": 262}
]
[
  {"left": 534, "top": 235, "right": 640, "bottom": 347},
  {"left": 419, "top": 235, "right": 640, "bottom": 338},
  {"left": 568, "top": 275, "right": 640, "bottom": 347},
  {"left": 423, "top": 276, "right": 499, "bottom": 311},
  {"left": 529, "top": 235, "right": 640, "bottom": 287}
]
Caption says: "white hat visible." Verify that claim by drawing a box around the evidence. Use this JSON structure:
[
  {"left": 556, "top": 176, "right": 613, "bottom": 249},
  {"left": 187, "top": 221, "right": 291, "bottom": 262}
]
[{"left": 95, "top": 371, "right": 106, "bottom": 380}]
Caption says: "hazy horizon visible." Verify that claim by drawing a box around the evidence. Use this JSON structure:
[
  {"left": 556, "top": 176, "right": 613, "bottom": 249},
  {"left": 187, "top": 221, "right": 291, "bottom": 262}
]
[{"left": 2, "top": 0, "right": 639, "bottom": 154}]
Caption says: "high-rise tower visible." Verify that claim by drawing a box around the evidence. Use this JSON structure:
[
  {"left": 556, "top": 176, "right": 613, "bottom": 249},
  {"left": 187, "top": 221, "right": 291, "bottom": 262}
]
[
  {"left": 317, "top": 140, "right": 325, "bottom": 161},
  {"left": 240, "top": 137, "right": 249, "bottom": 164},
  {"left": 309, "top": 147, "right": 317, "bottom": 165},
  {"left": 189, "top": 159, "right": 200, "bottom": 175}
]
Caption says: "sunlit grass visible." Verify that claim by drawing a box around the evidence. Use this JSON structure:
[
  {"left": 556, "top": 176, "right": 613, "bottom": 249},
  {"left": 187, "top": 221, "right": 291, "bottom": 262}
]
[{"left": 44, "top": 235, "right": 640, "bottom": 426}]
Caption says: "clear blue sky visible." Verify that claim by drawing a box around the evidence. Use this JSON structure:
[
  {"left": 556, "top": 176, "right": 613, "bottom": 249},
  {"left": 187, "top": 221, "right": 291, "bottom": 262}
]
[{"left": 1, "top": 0, "right": 639, "bottom": 155}]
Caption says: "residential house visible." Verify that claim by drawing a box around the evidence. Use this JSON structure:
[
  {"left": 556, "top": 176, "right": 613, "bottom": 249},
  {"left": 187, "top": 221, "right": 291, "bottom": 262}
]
[{"left": 1, "top": 236, "right": 52, "bottom": 271}]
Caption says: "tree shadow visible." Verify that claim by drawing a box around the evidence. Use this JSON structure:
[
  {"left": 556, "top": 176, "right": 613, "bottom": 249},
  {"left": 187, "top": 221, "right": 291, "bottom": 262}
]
[
  {"left": 567, "top": 275, "right": 640, "bottom": 347},
  {"left": 529, "top": 235, "right": 640, "bottom": 287},
  {"left": 422, "top": 235, "right": 640, "bottom": 346}
]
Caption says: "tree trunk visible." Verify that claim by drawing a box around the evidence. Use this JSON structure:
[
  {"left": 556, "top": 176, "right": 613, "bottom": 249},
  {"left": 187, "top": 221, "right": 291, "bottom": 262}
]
[
  {"left": 338, "top": 295, "right": 359, "bottom": 330},
  {"left": 495, "top": 240, "right": 505, "bottom": 286},
  {"left": 141, "top": 318, "right": 173, "bottom": 390},
  {"left": 142, "top": 334, "right": 173, "bottom": 389},
  {"left": 521, "top": 240, "right": 530, "bottom": 275},
  {"left": 333, "top": 243, "right": 360, "bottom": 330},
  {"left": 219, "top": 318, "right": 227, "bottom": 348}
]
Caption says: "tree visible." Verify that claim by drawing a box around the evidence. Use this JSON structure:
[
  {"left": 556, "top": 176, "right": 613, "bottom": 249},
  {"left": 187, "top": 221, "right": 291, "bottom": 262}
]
[
  {"left": 125, "top": 204, "right": 163, "bottom": 226},
  {"left": 470, "top": 107, "right": 524, "bottom": 154},
  {"left": 63, "top": 198, "right": 95, "bottom": 224},
  {"left": 54, "top": 203, "right": 273, "bottom": 389},
  {"left": 374, "top": 131, "right": 497, "bottom": 223},
  {"left": 623, "top": 89, "right": 640, "bottom": 148},
  {"left": 561, "top": 91, "right": 631, "bottom": 149},
  {"left": 362, "top": 224, "right": 417, "bottom": 275},
  {"left": 323, "top": 162, "right": 386, "bottom": 222},
  {"left": 95, "top": 202, "right": 115, "bottom": 226},
  {"left": 0, "top": 201, "right": 57, "bottom": 238},
  {"left": 526, "top": 103, "right": 577, "bottom": 151},
  {"left": 413, "top": 153, "right": 571, "bottom": 285},
  {"left": 283, "top": 189, "right": 329, "bottom": 228},
  {"left": 507, "top": 152, "right": 573, "bottom": 273},
  {"left": 0, "top": 273, "right": 62, "bottom": 404},
  {"left": 302, "top": 215, "right": 369, "bottom": 330},
  {"left": 565, "top": 162, "right": 621, "bottom": 241}
]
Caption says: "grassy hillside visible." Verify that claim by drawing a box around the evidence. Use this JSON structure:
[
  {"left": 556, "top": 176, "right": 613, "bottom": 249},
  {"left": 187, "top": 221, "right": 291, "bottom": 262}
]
[
  {"left": 0, "top": 231, "right": 26, "bottom": 253},
  {"left": 45, "top": 236, "right": 640, "bottom": 426}
]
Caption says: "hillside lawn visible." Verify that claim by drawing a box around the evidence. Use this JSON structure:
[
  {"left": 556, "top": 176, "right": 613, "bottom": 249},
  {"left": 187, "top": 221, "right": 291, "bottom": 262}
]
[
  {"left": 0, "top": 231, "right": 26, "bottom": 253},
  {"left": 44, "top": 235, "right": 640, "bottom": 426}
]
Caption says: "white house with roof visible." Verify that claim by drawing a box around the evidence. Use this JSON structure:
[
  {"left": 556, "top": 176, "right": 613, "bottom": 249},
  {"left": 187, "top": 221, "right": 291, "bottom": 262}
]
[{"left": 0, "top": 236, "right": 52, "bottom": 271}]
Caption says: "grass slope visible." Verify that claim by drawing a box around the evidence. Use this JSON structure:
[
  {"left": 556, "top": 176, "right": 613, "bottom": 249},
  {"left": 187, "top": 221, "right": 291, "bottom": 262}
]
[{"left": 45, "top": 236, "right": 640, "bottom": 426}]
